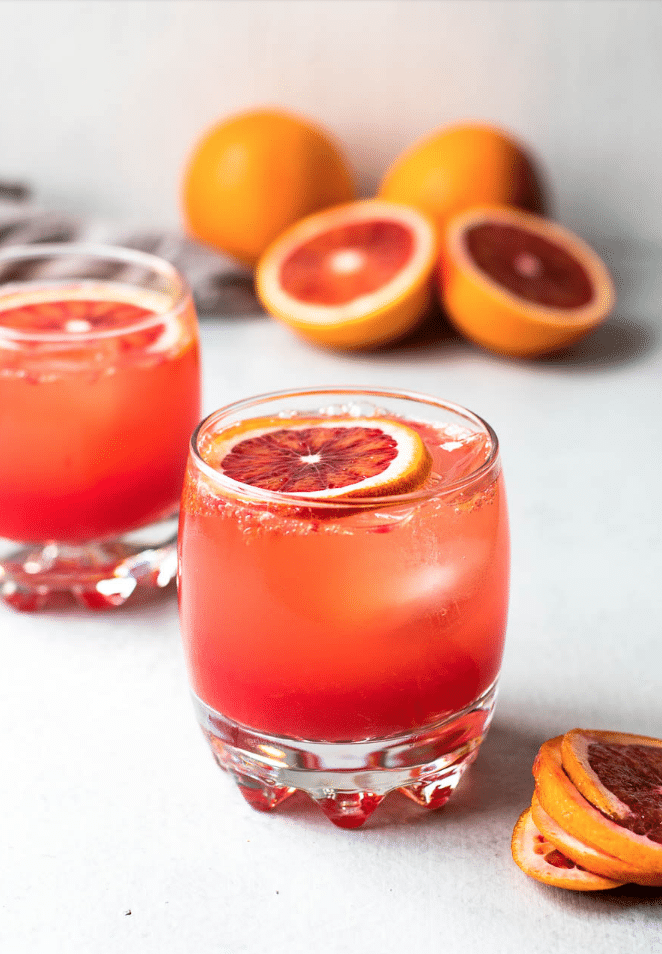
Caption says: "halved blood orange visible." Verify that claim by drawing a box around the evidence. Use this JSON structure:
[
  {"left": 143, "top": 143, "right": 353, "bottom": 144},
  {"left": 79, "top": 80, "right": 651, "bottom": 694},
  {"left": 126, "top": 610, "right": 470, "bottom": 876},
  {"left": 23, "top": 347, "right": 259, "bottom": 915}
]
[
  {"left": 530, "top": 791, "right": 662, "bottom": 886},
  {"left": 511, "top": 807, "right": 625, "bottom": 891},
  {"left": 533, "top": 736, "right": 662, "bottom": 875},
  {"left": 562, "top": 729, "right": 662, "bottom": 829},
  {"left": 198, "top": 415, "right": 432, "bottom": 499},
  {"left": 255, "top": 199, "right": 437, "bottom": 350},
  {"left": 438, "top": 204, "right": 615, "bottom": 357}
]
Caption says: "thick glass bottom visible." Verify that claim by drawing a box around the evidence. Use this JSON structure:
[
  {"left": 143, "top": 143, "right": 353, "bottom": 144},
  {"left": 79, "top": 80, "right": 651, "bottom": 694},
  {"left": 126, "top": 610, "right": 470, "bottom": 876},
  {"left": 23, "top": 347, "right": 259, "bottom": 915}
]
[
  {"left": 0, "top": 514, "right": 179, "bottom": 611},
  {"left": 194, "top": 681, "right": 498, "bottom": 828}
]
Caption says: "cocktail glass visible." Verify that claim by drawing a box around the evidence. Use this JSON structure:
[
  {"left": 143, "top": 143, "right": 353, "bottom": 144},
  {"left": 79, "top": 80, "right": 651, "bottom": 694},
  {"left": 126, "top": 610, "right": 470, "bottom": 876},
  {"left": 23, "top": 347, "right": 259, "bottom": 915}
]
[
  {"left": 178, "top": 387, "right": 509, "bottom": 827},
  {"left": 0, "top": 244, "right": 201, "bottom": 610}
]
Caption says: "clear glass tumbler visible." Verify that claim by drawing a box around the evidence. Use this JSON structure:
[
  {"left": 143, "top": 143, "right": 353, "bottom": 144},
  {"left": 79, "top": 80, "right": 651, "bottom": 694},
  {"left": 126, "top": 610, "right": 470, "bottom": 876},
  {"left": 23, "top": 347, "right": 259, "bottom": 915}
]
[
  {"left": 0, "top": 244, "right": 201, "bottom": 610},
  {"left": 178, "top": 386, "right": 509, "bottom": 827}
]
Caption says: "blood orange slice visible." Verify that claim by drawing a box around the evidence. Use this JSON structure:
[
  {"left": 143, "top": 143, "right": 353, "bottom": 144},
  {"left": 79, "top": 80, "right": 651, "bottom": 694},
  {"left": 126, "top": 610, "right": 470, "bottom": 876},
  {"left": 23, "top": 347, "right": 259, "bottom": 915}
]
[
  {"left": 0, "top": 294, "right": 177, "bottom": 356},
  {"left": 511, "top": 807, "right": 625, "bottom": 891},
  {"left": 198, "top": 415, "right": 433, "bottom": 499},
  {"left": 533, "top": 736, "right": 662, "bottom": 875},
  {"left": 562, "top": 729, "right": 662, "bottom": 828},
  {"left": 530, "top": 791, "right": 662, "bottom": 886},
  {"left": 438, "top": 204, "right": 615, "bottom": 357},
  {"left": 255, "top": 199, "right": 437, "bottom": 350}
]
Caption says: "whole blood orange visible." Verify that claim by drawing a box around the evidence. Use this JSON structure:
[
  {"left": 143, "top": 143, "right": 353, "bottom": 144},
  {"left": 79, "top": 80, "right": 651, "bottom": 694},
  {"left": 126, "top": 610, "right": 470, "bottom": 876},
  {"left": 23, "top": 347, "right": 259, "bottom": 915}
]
[
  {"left": 511, "top": 807, "right": 625, "bottom": 891},
  {"left": 255, "top": 199, "right": 437, "bottom": 349},
  {"left": 198, "top": 414, "right": 433, "bottom": 499},
  {"left": 378, "top": 122, "right": 545, "bottom": 238},
  {"left": 182, "top": 108, "right": 355, "bottom": 267},
  {"left": 438, "top": 204, "right": 615, "bottom": 357}
]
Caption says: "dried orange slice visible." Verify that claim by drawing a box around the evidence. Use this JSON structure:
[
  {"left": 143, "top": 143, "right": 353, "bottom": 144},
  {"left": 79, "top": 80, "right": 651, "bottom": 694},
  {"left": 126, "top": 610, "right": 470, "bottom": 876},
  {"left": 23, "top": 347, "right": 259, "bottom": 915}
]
[
  {"left": 438, "top": 204, "right": 615, "bottom": 357},
  {"left": 562, "top": 729, "right": 662, "bottom": 829},
  {"left": 199, "top": 415, "right": 433, "bottom": 499},
  {"left": 255, "top": 199, "right": 437, "bottom": 350},
  {"left": 533, "top": 736, "right": 662, "bottom": 875},
  {"left": 511, "top": 807, "right": 625, "bottom": 891},
  {"left": 530, "top": 792, "right": 662, "bottom": 886}
]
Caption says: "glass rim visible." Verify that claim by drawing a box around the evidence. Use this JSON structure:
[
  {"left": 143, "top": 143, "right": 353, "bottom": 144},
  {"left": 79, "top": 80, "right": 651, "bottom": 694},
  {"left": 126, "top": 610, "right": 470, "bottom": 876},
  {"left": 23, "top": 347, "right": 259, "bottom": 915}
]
[
  {"left": 0, "top": 242, "right": 192, "bottom": 343},
  {"left": 189, "top": 385, "right": 501, "bottom": 509}
]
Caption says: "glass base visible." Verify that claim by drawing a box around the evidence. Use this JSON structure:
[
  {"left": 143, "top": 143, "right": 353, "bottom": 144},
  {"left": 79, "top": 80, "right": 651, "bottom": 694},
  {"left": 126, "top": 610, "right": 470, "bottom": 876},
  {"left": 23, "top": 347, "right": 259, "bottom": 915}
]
[
  {"left": 194, "top": 681, "right": 498, "bottom": 829},
  {"left": 0, "top": 515, "right": 179, "bottom": 611}
]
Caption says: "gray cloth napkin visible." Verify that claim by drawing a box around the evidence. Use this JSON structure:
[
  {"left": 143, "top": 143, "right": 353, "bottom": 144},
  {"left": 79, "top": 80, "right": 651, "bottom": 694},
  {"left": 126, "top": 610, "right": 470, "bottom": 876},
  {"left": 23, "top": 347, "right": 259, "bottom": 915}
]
[{"left": 0, "top": 182, "right": 263, "bottom": 317}]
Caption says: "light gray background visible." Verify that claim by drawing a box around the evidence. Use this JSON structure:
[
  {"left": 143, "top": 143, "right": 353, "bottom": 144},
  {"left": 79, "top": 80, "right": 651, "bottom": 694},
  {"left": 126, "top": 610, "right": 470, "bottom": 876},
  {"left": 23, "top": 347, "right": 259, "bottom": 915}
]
[{"left": 1, "top": 2, "right": 661, "bottom": 951}]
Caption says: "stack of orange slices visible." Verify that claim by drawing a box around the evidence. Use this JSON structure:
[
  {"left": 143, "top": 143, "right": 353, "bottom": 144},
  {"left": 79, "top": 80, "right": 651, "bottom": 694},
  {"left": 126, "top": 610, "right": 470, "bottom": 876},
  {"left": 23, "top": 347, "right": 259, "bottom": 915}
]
[{"left": 512, "top": 729, "right": 662, "bottom": 891}]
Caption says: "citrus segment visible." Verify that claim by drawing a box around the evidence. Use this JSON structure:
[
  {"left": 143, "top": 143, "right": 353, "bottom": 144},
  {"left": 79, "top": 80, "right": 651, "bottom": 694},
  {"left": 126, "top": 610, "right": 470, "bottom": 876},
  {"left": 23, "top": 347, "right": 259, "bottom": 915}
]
[
  {"left": 255, "top": 200, "right": 437, "bottom": 350},
  {"left": 378, "top": 123, "right": 545, "bottom": 237},
  {"left": 199, "top": 415, "right": 433, "bottom": 499},
  {"left": 438, "top": 204, "right": 615, "bottom": 357},
  {"left": 561, "top": 729, "right": 662, "bottom": 835},
  {"left": 511, "top": 808, "right": 625, "bottom": 891},
  {"left": 530, "top": 792, "right": 662, "bottom": 886},
  {"left": 182, "top": 107, "right": 355, "bottom": 267},
  {"left": 533, "top": 736, "right": 662, "bottom": 874}
]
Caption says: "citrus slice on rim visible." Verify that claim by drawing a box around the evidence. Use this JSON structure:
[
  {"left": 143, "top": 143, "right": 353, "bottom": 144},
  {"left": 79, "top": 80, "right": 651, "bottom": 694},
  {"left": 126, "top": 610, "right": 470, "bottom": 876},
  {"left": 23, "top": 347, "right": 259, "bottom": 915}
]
[
  {"left": 255, "top": 199, "right": 437, "bottom": 350},
  {"left": 438, "top": 204, "right": 615, "bottom": 357},
  {"left": 198, "top": 415, "right": 433, "bottom": 499},
  {"left": 530, "top": 791, "right": 662, "bottom": 886},
  {"left": 511, "top": 807, "right": 625, "bottom": 891},
  {"left": 533, "top": 736, "right": 662, "bottom": 874},
  {"left": 0, "top": 291, "right": 185, "bottom": 357},
  {"left": 561, "top": 729, "right": 662, "bottom": 828}
]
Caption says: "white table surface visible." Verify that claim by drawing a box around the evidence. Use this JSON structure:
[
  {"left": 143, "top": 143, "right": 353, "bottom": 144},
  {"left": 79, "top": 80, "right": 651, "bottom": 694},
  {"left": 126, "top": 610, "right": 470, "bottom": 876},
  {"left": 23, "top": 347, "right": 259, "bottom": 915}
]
[{"left": 2, "top": 286, "right": 661, "bottom": 952}]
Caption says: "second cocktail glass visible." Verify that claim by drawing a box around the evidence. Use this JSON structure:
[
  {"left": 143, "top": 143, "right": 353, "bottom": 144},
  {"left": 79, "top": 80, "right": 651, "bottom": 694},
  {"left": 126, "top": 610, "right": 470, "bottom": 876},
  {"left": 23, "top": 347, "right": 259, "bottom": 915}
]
[
  {"left": 178, "top": 386, "right": 509, "bottom": 828},
  {"left": 0, "top": 244, "right": 201, "bottom": 610}
]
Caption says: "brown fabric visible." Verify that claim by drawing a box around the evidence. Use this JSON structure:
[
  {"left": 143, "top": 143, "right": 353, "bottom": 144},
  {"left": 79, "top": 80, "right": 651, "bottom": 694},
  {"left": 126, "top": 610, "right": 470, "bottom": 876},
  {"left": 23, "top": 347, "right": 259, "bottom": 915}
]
[{"left": 0, "top": 185, "right": 263, "bottom": 317}]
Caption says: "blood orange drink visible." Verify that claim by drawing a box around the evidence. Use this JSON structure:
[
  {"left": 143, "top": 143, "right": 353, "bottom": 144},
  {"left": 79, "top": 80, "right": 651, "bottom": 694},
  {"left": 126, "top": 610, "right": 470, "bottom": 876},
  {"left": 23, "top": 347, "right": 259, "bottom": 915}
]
[
  {"left": 0, "top": 244, "right": 201, "bottom": 610},
  {"left": 178, "top": 387, "right": 509, "bottom": 827}
]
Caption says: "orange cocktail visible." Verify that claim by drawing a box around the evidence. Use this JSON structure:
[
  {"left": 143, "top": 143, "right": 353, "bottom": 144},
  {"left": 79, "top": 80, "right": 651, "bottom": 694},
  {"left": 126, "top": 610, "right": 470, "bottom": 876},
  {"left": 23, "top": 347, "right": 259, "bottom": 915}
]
[
  {"left": 0, "top": 244, "right": 200, "bottom": 610},
  {"left": 178, "top": 387, "right": 509, "bottom": 827}
]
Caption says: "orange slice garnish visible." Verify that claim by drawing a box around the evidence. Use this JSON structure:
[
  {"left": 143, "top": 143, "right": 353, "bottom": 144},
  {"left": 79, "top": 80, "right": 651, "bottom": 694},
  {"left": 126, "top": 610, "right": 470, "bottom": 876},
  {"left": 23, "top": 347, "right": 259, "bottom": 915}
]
[
  {"left": 438, "top": 204, "right": 615, "bottom": 357},
  {"left": 198, "top": 415, "right": 433, "bottom": 499},
  {"left": 0, "top": 290, "right": 188, "bottom": 358},
  {"left": 256, "top": 199, "right": 437, "bottom": 350},
  {"left": 511, "top": 807, "right": 625, "bottom": 891}
]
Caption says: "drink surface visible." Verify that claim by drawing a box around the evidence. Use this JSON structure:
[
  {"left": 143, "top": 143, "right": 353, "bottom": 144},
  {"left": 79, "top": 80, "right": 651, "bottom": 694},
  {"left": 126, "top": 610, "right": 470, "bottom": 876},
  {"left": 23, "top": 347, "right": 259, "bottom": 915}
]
[
  {"left": 179, "top": 407, "right": 509, "bottom": 742},
  {"left": 0, "top": 281, "right": 201, "bottom": 542}
]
